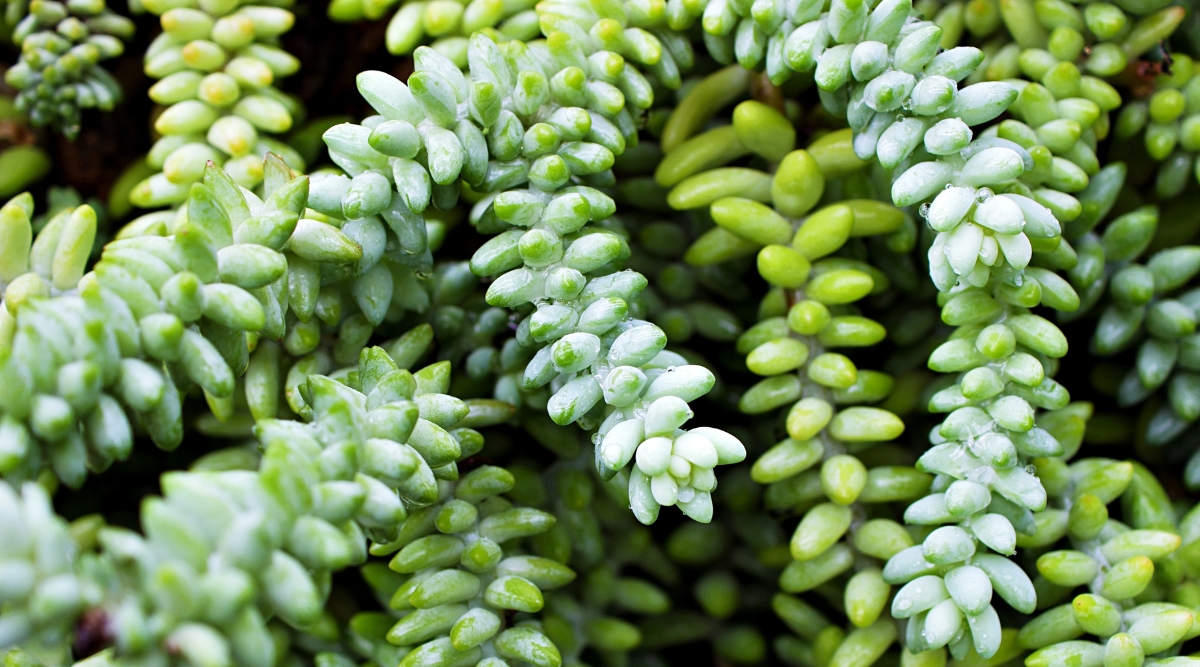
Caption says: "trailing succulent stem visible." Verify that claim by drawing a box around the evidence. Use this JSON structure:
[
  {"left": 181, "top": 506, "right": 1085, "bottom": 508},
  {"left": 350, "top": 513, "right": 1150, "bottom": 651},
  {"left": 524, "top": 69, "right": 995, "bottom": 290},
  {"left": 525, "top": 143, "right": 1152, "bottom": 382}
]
[
  {"left": 0, "top": 335, "right": 564, "bottom": 667},
  {"left": 4, "top": 0, "right": 134, "bottom": 138},
  {"left": 0, "top": 157, "right": 367, "bottom": 489},
  {"left": 5, "top": 0, "right": 1200, "bottom": 666},
  {"left": 133, "top": 0, "right": 304, "bottom": 208}
]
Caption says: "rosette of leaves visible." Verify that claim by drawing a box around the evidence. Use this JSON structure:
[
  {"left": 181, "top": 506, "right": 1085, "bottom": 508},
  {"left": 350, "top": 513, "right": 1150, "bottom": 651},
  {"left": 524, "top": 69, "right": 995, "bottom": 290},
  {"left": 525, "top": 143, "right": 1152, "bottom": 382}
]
[
  {"left": 198, "top": 280, "right": 511, "bottom": 442},
  {"left": 201, "top": 261, "right": 522, "bottom": 437},
  {"left": 3, "top": 0, "right": 134, "bottom": 138},
  {"left": 0, "top": 341, "right": 553, "bottom": 667},
  {"left": 448, "top": 25, "right": 735, "bottom": 522},
  {"left": 0, "top": 157, "right": 367, "bottom": 488},
  {"left": 879, "top": 403, "right": 1087, "bottom": 664},
  {"left": 132, "top": 0, "right": 304, "bottom": 205},
  {"left": 185, "top": 149, "right": 473, "bottom": 433},
  {"left": 1113, "top": 57, "right": 1200, "bottom": 200},
  {"left": 0, "top": 192, "right": 97, "bottom": 303},
  {"left": 293, "top": 260, "right": 521, "bottom": 438}
]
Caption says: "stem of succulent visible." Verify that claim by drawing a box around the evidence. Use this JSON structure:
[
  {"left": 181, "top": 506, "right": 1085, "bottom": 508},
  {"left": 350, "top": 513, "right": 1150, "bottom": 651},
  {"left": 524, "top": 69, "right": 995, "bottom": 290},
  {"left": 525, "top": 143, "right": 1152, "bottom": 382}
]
[
  {"left": 886, "top": 131, "right": 1084, "bottom": 659},
  {"left": 1018, "top": 456, "right": 1199, "bottom": 667},
  {"left": 0, "top": 158, "right": 369, "bottom": 489},
  {"left": 776, "top": 294, "right": 893, "bottom": 631}
]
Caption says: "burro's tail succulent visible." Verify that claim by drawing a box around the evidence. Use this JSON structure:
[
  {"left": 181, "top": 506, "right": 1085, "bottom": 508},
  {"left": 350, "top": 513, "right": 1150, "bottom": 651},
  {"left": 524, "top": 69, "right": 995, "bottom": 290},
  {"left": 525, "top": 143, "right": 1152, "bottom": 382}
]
[
  {"left": 1018, "top": 457, "right": 1198, "bottom": 667},
  {"left": 4, "top": 0, "right": 135, "bottom": 138},
  {"left": 134, "top": 0, "right": 304, "bottom": 205},
  {"left": 0, "top": 156, "right": 364, "bottom": 489},
  {"left": 320, "top": 24, "right": 746, "bottom": 525},
  {"left": 702, "top": 0, "right": 1106, "bottom": 660},
  {"left": 0, "top": 339, "right": 569, "bottom": 667}
]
